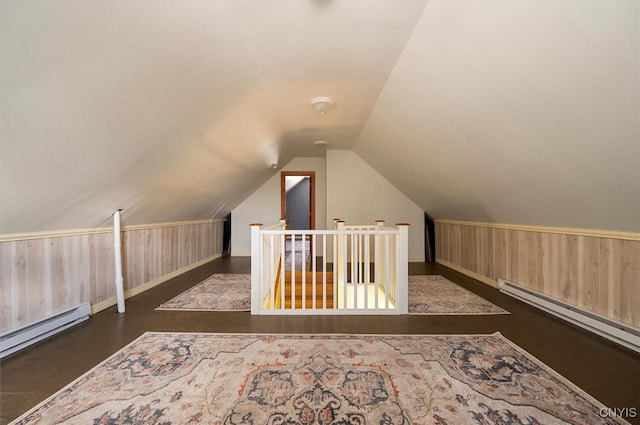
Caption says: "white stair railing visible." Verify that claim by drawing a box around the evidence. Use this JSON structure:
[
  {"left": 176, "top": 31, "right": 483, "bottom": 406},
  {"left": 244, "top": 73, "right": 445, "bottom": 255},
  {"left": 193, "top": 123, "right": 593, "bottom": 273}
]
[{"left": 250, "top": 220, "right": 409, "bottom": 315}]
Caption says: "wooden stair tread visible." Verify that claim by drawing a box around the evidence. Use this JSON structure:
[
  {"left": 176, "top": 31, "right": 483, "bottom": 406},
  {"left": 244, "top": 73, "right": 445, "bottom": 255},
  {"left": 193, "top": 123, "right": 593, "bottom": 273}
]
[
  {"left": 283, "top": 285, "right": 333, "bottom": 294},
  {"left": 282, "top": 300, "right": 334, "bottom": 309},
  {"left": 283, "top": 272, "right": 334, "bottom": 297},
  {"left": 284, "top": 271, "right": 334, "bottom": 280},
  {"left": 275, "top": 270, "right": 335, "bottom": 309}
]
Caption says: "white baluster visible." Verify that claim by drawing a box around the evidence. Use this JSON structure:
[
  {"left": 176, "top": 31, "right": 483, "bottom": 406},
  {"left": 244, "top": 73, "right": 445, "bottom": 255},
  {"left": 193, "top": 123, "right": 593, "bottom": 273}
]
[
  {"left": 323, "top": 234, "right": 328, "bottom": 310},
  {"left": 396, "top": 223, "right": 410, "bottom": 314},
  {"left": 250, "top": 223, "right": 263, "bottom": 315},
  {"left": 301, "top": 233, "right": 306, "bottom": 310},
  {"left": 312, "top": 233, "right": 317, "bottom": 310},
  {"left": 280, "top": 231, "right": 285, "bottom": 310}
]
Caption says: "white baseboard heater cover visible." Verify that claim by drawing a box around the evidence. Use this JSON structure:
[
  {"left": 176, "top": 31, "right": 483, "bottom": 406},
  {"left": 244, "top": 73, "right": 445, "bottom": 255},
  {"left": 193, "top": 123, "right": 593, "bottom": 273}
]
[
  {"left": 498, "top": 279, "right": 640, "bottom": 353},
  {"left": 0, "top": 302, "right": 91, "bottom": 359}
]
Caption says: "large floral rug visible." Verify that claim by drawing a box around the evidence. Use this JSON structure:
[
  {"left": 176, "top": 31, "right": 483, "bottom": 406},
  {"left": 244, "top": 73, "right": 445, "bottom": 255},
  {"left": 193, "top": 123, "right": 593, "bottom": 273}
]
[
  {"left": 11, "top": 332, "right": 627, "bottom": 425},
  {"left": 408, "top": 275, "right": 509, "bottom": 315},
  {"left": 157, "top": 274, "right": 250, "bottom": 311},
  {"left": 157, "top": 273, "right": 509, "bottom": 315}
]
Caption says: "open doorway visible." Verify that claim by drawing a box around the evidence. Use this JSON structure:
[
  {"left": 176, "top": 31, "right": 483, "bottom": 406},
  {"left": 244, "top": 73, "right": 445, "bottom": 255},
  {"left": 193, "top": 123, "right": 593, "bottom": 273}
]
[
  {"left": 281, "top": 171, "right": 315, "bottom": 230},
  {"left": 281, "top": 171, "right": 315, "bottom": 270}
]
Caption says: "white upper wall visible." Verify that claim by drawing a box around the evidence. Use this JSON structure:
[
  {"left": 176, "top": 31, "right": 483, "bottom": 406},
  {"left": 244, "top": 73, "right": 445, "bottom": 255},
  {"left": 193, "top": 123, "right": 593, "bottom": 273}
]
[
  {"left": 232, "top": 151, "right": 425, "bottom": 261},
  {"left": 231, "top": 157, "right": 327, "bottom": 256},
  {"left": 355, "top": 0, "right": 640, "bottom": 232},
  {"left": 326, "top": 150, "right": 424, "bottom": 261}
]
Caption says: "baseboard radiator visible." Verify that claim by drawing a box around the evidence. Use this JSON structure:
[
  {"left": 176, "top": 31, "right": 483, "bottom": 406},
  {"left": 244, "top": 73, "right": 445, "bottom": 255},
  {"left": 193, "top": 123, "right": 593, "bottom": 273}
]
[
  {"left": 0, "top": 302, "right": 91, "bottom": 359},
  {"left": 498, "top": 279, "right": 640, "bottom": 353}
]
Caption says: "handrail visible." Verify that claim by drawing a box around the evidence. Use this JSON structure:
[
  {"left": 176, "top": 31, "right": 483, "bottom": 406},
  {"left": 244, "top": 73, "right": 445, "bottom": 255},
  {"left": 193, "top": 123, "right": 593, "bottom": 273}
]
[{"left": 259, "top": 229, "right": 399, "bottom": 235}]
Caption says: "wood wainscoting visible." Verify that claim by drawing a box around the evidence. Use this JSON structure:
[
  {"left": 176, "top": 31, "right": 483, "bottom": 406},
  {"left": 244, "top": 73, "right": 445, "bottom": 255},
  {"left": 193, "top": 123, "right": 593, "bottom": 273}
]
[
  {"left": 0, "top": 219, "right": 225, "bottom": 334},
  {"left": 435, "top": 220, "right": 640, "bottom": 329}
]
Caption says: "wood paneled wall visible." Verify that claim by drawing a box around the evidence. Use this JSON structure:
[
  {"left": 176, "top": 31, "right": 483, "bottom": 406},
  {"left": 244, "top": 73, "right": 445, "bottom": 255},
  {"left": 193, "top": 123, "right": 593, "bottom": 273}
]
[
  {"left": 0, "top": 220, "right": 224, "bottom": 334},
  {"left": 436, "top": 220, "right": 640, "bottom": 328}
]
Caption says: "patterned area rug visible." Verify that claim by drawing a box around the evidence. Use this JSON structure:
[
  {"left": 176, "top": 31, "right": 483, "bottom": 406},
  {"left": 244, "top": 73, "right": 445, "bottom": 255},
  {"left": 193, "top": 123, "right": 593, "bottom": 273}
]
[
  {"left": 409, "top": 275, "right": 509, "bottom": 315},
  {"left": 11, "top": 332, "right": 627, "bottom": 425},
  {"left": 156, "top": 274, "right": 250, "bottom": 311},
  {"left": 157, "top": 274, "right": 509, "bottom": 314}
]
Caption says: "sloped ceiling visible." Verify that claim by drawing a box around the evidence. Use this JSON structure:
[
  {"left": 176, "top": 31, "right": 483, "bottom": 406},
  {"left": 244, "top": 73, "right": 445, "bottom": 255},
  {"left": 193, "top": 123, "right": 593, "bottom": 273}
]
[
  {"left": 355, "top": 0, "right": 640, "bottom": 232},
  {"left": 0, "top": 0, "right": 426, "bottom": 233},
  {"left": 2, "top": 1, "right": 638, "bottom": 235}
]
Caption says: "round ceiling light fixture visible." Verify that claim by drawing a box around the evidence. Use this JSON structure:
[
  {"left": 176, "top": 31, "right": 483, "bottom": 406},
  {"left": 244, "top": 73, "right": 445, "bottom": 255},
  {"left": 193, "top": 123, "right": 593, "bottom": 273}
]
[
  {"left": 310, "top": 96, "right": 335, "bottom": 114},
  {"left": 313, "top": 140, "right": 329, "bottom": 150}
]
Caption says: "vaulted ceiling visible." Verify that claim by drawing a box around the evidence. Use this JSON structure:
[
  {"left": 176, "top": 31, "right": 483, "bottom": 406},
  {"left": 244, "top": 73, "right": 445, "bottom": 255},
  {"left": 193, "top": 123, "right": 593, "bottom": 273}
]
[{"left": 2, "top": 0, "right": 638, "bottom": 234}]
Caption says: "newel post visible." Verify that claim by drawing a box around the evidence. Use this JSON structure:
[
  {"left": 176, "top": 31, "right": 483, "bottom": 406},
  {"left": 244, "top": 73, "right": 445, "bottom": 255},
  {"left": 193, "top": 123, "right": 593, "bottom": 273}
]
[
  {"left": 335, "top": 220, "right": 346, "bottom": 285},
  {"left": 250, "top": 223, "right": 263, "bottom": 315},
  {"left": 374, "top": 220, "right": 385, "bottom": 279},
  {"left": 396, "top": 223, "right": 410, "bottom": 314}
]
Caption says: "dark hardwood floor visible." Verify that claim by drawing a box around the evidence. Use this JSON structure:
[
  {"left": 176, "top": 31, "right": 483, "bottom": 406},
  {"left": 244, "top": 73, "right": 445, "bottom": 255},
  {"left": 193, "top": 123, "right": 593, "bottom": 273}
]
[{"left": 1, "top": 256, "right": 639, "bottom": 424}]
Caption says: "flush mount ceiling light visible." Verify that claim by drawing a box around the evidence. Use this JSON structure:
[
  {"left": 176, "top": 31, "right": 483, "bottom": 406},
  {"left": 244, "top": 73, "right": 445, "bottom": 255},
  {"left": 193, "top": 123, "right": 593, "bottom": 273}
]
[
  {"left": 310, "top": 96, "right": 335, "bottom": 114},
  {"left": 313, "top": 140, "right": 329, "bottom": 150}
]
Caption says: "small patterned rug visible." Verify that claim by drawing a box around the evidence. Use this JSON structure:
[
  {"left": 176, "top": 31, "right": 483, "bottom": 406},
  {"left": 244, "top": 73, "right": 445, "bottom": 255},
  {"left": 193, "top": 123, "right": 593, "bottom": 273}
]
[
  {"left": 408, "top": 275, "right": 509, "bottom": 315},
  {"left": 10, "top": 332, "right": 628, "bottom": 424},
  {"left": 157, "top": 274, "right": 250, "bottom": 311}
]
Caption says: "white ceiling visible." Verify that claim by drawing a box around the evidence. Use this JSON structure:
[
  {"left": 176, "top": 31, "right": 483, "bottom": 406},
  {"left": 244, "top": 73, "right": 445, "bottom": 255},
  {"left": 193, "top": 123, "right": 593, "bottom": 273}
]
[
  {"left": 1, "top": 0, "right": 638, "bottom": 234},
  {"left": 354, "top": 0, "right": 639, "bottom": 232},
  {"left": 0, "top": 0, "right": 426, "bottom": 233}
]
